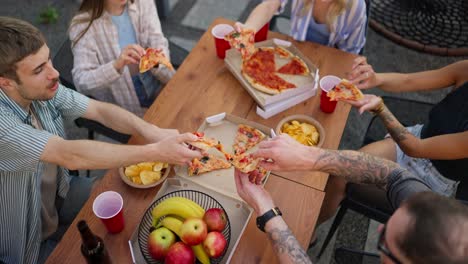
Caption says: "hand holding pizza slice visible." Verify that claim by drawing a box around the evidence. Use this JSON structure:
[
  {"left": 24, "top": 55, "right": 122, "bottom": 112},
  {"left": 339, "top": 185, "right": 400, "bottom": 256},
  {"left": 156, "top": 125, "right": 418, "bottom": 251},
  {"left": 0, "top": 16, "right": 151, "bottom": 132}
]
[
  {"left": 139, "top": 47, "right": 174, "bottom": 73},
  {"left": 327, "top": 79, "right": 364, "bottom": 101},
  {"left": 188, "top": 132, "right": 233, "bottom": 160},
  {"left": 225, "top": 29, "right": 256, "bottom": 60}
]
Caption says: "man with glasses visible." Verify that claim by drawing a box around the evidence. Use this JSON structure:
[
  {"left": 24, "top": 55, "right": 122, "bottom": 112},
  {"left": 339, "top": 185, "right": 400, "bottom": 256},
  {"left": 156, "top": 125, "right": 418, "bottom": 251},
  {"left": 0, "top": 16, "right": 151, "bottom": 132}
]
[{"left": 233, "top": 135, "right": 468, "bottom": 264}]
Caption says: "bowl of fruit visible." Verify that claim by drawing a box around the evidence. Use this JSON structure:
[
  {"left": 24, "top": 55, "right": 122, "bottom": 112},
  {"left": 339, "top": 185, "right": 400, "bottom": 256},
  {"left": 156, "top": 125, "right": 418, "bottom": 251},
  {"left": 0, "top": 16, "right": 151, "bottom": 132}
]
[
  {"left": 276, "top": 114, "right": 325, "bottom": 147},
  {"left": 120, "top": 162, "right": 171, "bottom": 189},
  {"left": 138, "top": 190, "right": 231, "bottom": 264}
]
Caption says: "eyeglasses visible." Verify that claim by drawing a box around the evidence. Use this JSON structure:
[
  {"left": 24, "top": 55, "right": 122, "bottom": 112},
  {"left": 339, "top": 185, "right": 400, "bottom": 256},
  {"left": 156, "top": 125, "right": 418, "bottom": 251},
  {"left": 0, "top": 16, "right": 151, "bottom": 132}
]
[{"left": 377, "top": 225, "right": 402, "bottom": 264}]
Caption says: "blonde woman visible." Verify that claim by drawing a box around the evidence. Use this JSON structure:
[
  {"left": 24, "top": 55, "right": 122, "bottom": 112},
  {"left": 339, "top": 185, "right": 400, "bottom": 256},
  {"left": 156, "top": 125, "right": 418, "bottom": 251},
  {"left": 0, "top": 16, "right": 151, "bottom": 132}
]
[
  {"left": 237, "top": 0, "right": 367, "bottom": 54},
  {"left": 69, "top": 0, "right": 174, "bottom": 117}
]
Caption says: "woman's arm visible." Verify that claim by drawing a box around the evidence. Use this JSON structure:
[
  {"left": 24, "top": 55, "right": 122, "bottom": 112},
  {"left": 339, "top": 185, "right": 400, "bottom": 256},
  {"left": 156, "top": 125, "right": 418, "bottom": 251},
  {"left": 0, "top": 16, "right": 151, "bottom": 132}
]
[
  {"left": 241, "top": 0, "right": 281, "bottom": 32},
  {"left": 349, "top": 95, "right": 468, "bottom": 160},
  {"left": 349, "top": 59, "right": 468, "bottom": 92}
]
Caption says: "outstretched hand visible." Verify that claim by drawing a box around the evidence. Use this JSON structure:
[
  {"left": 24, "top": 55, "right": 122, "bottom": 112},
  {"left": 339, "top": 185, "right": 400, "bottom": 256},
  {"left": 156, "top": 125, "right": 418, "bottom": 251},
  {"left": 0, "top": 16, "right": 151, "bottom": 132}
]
[
  {"left": 234, "top": 169, "right": 275, "bottom": 215},
  {"left": 151, "top": 133, "right": 202, "bottom": 165},
  {"left": 253, "top": 135, "right": 320, "bottom": 171},
  {"left": 344, "top": 94, "right": 382, "bottom": 115},
  {"left": 346, "top": 56, "right": 377, "bottom": 90}
]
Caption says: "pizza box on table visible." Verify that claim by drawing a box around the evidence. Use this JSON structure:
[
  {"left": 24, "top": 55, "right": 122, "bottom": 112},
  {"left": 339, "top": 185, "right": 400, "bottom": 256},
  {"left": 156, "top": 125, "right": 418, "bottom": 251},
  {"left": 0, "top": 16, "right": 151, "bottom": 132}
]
[
  {"left": 225, "top": 38, "right": 319, "bottom": 118},
  {"left": 129, "top": 113, "right": 273, "bottom": 263}
]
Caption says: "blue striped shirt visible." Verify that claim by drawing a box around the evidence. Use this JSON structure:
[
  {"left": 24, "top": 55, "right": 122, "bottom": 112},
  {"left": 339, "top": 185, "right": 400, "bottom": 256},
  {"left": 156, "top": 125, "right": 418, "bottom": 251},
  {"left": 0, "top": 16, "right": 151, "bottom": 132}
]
[
  {"left": 277, "top": 0, "right": 367, "bottom": 54},
  {"left": 0, "top": 85, "right": 89, "bottom": 264}
]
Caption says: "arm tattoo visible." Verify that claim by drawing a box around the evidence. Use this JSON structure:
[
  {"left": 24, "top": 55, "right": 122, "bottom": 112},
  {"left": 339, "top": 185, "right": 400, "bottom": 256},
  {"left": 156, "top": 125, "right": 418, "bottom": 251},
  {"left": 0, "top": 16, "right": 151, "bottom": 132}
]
[
  {"left": 378, "top": 106, "right": 410, "bottom": 143},
  {"left": 267, "top": 227, "right": 312, "bottom": 264},
  {"left": 315, "top": 150, "right": 401, "bottom": 189}
]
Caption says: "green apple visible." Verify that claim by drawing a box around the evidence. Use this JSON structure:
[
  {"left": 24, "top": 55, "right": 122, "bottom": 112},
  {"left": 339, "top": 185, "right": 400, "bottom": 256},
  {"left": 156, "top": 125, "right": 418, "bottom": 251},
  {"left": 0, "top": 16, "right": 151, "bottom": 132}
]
[{"left": 147, "top": 227, "right": 176, "bottom": 260}]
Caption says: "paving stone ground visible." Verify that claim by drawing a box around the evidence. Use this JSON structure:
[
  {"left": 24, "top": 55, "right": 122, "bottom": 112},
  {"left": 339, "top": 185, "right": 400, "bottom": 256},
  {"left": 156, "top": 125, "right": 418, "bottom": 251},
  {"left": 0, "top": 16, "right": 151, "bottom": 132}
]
[{"left": 1, "top": 1, "right": 466, "bottom": 263}]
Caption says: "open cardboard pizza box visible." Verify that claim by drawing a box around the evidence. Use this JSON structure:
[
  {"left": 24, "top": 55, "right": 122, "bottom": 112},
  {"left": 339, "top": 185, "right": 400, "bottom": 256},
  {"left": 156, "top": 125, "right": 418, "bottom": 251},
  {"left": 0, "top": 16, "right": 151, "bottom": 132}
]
[
  {"left": 130, "top": 113, "right": 273, "bottom": 263},
  {"left": 225, "top": 38, "right": 320, "bottom": 115}
]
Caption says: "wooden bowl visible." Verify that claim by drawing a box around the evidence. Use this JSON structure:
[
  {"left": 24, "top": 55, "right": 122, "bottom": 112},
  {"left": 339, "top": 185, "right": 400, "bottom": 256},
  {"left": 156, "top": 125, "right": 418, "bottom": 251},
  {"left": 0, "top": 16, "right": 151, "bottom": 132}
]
[
  {"left": 275, "top": 114, "right": 326, "bottom": 148},
  {"left": 119, "top": 165, "right": 171, "bottom": 189}
]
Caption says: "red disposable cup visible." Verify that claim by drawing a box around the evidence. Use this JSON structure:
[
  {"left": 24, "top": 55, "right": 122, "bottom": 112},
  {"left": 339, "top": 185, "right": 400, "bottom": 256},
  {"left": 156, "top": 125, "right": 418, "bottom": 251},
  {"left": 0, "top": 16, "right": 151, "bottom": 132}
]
[
  {"left": 319, "top": 75, "right": 341, "bottom": 113},
  {"left": 320, "top": 90, "right": 338, "bottom": 113},
  {"left": 211, "top": 24, "right": 234, "bottom": 59},
  {"left": 255, "top": 22, "right": 269, "bottom": 42},
  {"left": 93, "top": 191, "right": 124, "bottom": 234}
]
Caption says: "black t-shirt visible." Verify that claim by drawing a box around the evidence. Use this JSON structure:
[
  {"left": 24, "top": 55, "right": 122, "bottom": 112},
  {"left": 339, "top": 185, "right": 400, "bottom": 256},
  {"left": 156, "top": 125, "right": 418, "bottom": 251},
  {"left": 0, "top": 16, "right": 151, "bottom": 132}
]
[{"left": 421, "top": 82, "right": 468, "bottom": 199}]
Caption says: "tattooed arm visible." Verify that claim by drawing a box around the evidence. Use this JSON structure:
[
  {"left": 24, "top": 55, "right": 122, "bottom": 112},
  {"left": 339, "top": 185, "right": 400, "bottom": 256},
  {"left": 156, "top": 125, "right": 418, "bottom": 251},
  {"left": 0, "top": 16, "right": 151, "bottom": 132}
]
[
  {"left": 265, "top": 217, "right": 313, "bottom": 264},
  {"left": 348, "top": 94, "right": 468, "bottom": 160},
  {"left": 234, "top": 170, "right": 312, "bottom": 264}
]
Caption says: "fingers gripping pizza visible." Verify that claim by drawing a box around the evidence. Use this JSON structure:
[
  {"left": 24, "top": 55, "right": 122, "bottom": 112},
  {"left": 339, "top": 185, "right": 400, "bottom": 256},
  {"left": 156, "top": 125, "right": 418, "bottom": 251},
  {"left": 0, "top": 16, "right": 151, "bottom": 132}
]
[
  {"left": 139, "top": 48, "right": 174, "bottom": 73},
  {"left": 327, "top": 79, "right": 364, "bottom": 101}
]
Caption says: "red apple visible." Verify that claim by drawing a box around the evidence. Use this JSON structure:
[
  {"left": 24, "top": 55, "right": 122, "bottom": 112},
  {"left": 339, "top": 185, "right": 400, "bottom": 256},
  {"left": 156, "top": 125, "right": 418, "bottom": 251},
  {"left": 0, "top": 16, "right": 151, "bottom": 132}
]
[
  {"left": 147, "top": 227, "right": 176, "bottom": 260},
  {"left": 203, "top": 208, "right": 227, "bottom": 232},
  {"left": 165, "top": 242, "right": 195, "bottom": 264},
  {"left": 179, "top": 218, "right": 208, "bottom": 246},
  {"left": 203, "top": 231, "right": 227, "bottom": 258}
]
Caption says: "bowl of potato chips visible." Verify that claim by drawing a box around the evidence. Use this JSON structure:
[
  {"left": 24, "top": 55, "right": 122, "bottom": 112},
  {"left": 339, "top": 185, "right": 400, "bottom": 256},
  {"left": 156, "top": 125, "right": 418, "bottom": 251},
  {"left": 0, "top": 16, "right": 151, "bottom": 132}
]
[
  {"left": 119, "top": 161, "right": 171, "bottom": 189},
  {"left": 276, "top": 115, "right": 325, "bottom": 147}
]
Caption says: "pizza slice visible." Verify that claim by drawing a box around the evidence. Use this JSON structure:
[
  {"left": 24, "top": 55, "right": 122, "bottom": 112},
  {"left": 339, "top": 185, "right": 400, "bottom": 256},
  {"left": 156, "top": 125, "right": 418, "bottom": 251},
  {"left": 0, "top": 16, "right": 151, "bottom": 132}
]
[
  {"left": 188, "top": 132, "right": 232, "bottom": 160},
  {"left": 233, "top": 124, "right": 266, "bottom": 155},
  {"left": 225, "top": 29, "right": 256, "bottom": 60},
  {"left": 277, "top": 56, "right": 310, "bottom": 76},
  {"left": 188, "top": 154, "right": 232, "bottom": 176},
  {"left": 327, "top": 79, "right": 364, "bottom": 101},
  {"left": 230, "top": 153, "right": 263, "bottom": 173},
  {"left": 274, "top": 46, "right": 294, "bottom": 58},
  {"left": 139, "top": 48, "right": 174, "bottom": 73}
]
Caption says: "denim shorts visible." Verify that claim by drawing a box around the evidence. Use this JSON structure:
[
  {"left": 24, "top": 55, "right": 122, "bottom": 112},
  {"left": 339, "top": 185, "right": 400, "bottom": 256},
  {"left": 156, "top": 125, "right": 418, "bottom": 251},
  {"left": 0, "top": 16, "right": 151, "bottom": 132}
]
[{"left": 386, "top": 124, "right": 459, "bottom": 197}]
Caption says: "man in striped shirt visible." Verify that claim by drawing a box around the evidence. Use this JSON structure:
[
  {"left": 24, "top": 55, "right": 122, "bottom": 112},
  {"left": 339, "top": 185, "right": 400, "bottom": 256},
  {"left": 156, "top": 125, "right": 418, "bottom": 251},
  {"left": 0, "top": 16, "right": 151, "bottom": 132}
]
[{"left": 0, "top": 17, "right": 202, "bottom": 263}]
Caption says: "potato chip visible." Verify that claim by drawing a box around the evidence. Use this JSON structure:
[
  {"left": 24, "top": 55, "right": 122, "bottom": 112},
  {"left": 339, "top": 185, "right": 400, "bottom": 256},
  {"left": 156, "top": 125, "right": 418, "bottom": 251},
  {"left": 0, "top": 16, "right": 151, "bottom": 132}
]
[
  {"left": 132, "top": 176, "right": 142, "bottom": 184},
  {"left": 140, "top": 171, "right": 161, "bottom": 185},
  {"left": 124, "top": 165, "right": 140, "bottom": 178},
  {"left": 152, "top": 162, "right": 164, "bottom": 172},
  {"left": 137, "top": 162, "right": 154, "bottom": 172}
]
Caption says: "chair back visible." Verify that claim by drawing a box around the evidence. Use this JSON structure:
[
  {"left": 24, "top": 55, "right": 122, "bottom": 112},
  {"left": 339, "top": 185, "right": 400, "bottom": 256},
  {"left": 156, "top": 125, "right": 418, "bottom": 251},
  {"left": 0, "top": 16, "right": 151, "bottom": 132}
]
[
  {"left": 334, "top": 247, "right": 380, "bottom": 264},
  {"left": 52, "top": 39, "right": 76, "bottom": 90}
]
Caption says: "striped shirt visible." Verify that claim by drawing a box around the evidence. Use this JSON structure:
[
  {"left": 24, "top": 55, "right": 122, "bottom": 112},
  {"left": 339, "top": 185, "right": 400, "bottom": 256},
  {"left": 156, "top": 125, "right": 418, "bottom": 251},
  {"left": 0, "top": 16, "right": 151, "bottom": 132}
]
[
  {"left": 69, "top": 0, "right": 174, "bottom": 117},
  {"left": 0, "top": 85, "right": 89, "bottom": 264},
  {"left": 277, "top": 0, "right": 367, "bottom": 54}
]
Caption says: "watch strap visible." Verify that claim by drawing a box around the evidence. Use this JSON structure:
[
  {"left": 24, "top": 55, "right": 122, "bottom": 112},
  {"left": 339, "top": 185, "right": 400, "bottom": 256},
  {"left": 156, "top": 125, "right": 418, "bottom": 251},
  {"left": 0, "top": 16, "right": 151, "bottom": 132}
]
[{"left": 256, "top": 207, "right": 282, "bottom": 232}]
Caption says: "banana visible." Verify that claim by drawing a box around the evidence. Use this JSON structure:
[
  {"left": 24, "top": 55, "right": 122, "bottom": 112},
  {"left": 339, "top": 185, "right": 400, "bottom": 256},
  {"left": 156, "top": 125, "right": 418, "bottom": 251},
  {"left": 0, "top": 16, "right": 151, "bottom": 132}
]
[
  {"left": 192, "top": 244, "right": 211, "bottom": 264},
  {"left": 160, "top": 216, "right": 183, "bottom": 237},
  {"left": 169, "top": 197, "right": 206, "bottom": 216},
  {"left": 152, "top": 197, "right": 204, "bottom": 221}
]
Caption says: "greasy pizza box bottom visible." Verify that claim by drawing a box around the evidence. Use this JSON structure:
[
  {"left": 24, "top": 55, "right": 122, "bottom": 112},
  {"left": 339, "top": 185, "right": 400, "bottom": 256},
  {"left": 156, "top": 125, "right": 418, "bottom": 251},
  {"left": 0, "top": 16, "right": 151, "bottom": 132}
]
[
  {"left": 225, "top": 38, "right": 319, "bottom": 109},
  {"left": 130, "top": 177, "right": 252, "bottom": 264}
]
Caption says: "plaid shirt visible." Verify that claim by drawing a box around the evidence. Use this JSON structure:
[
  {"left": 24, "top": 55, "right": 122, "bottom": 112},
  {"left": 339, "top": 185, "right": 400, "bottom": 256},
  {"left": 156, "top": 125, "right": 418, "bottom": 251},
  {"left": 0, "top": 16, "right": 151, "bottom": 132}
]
[
  {"left": 277, "top": 0, "right": 367, "bottom": 54},
  {"left": 69, "top": 0, "right": 173, "bottom": 116},
  {"left": 0, "top": 86, "right": 89, "bottom": 263}
]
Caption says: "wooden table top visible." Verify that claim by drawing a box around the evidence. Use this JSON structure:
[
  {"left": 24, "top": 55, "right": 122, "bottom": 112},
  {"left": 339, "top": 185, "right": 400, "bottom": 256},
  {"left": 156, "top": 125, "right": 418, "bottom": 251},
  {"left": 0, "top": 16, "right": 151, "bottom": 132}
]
[{"left": 47, "top": 17, "right": 356, "bottom": 264}]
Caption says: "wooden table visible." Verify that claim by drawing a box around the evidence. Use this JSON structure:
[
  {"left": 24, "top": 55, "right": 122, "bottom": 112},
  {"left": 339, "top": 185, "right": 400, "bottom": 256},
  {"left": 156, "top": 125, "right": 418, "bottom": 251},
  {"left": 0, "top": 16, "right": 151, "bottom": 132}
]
[{"left": 47, "top": 18, "right": 356, "bottom": 264}]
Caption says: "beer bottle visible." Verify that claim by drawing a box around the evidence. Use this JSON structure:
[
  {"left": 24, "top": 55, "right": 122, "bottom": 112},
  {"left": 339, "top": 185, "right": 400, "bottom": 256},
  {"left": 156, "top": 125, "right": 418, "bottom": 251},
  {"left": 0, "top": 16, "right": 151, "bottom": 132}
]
[{"left": 77, "top": 220, "right": 112, "bottom": 264}]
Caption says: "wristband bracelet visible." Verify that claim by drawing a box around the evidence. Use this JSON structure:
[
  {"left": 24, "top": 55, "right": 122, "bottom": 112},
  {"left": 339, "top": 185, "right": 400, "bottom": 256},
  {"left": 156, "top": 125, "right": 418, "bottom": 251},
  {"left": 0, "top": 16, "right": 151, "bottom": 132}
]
[{"left": 256, "top": 207, "right": 282, "bottom": 232}]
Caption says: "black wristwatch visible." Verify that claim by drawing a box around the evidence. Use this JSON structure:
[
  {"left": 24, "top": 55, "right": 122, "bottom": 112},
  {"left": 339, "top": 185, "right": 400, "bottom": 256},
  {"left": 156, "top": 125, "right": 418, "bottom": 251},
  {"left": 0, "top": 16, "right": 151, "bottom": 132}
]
[{"left": 256, "top": 207, "right": 282, "bottom": 232}]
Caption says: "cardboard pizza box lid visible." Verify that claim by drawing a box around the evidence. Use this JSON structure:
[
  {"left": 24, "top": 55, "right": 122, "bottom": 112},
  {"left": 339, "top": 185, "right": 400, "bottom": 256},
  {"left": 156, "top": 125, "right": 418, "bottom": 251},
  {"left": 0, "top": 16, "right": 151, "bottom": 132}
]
[
  {"left": 225, "top": 38, "right": 319, "bottom": 109},
  {"left": 173, "top": 113, "right": 273, "bottom": 201}
]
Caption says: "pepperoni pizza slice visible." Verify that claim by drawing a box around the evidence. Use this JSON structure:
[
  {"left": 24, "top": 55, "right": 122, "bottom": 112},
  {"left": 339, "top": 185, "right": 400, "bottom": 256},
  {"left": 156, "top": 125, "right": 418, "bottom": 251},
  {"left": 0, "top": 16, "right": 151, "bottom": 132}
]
[
  {"left": 327, "top": 79, "right": 364, "bottom": 101},
  {"left": 139, "top": 48, "right": 174, "bottom": 73},
  {"left": 277, "top": 56, "right": 310, "bottom": 76},
  {"left": 188, "top": 154, "right": 232, "bottom": 176},
  {"left": 233, "top": 124, "right": 266, "bottom": 155},
  {"left": 225, "top": 29, "right": 256, "bottom": 60}
]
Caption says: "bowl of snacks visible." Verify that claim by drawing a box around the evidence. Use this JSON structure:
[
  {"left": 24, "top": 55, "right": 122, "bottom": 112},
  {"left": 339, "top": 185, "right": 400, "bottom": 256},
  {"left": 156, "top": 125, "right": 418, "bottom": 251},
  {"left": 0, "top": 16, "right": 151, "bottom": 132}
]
[
  {"left": 276, "top": 114, "right": 325, "bottom": 147},
  {"left": 119, "top": 161, "right": 171, "bottom": 188}
]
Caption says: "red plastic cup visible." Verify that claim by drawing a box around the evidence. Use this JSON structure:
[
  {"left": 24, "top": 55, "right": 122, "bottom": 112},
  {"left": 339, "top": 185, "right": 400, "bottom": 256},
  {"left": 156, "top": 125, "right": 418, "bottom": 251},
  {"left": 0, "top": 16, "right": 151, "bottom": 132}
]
[
  {"left": 211, "top": 24, "right": 234, "bottom": 59},
  {"left": 255, "top": 22, "right": 269, "bottom": 42},
  {"left": 93, "top": 191, "right": 124, "bottom": 234},
  {"left": 319, "top": 75, "right": 341, "bottom": 113}
]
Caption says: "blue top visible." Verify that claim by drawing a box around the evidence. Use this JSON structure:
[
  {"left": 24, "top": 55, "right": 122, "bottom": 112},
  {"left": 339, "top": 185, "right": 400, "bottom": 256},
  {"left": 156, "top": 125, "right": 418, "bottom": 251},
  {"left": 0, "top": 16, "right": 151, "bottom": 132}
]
[
  {"left": 0, "top": 85, "right": 89, "bottom": 263},
  {"left": 111, "top": 7, "right": 161, "bottom": 107},
  {"left": 111, "top": 7, "right": 138, "bottom": 51},
  {"left": 305, "top": 16, "right": 329, "bottom": 46}
]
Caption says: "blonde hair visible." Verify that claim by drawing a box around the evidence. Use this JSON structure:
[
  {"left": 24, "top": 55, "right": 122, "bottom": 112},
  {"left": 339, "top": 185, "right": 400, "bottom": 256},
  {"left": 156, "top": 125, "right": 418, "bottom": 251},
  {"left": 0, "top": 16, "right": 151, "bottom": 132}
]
[{"left": 301, "top": 0, "right": 348, "bottom": 30}]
